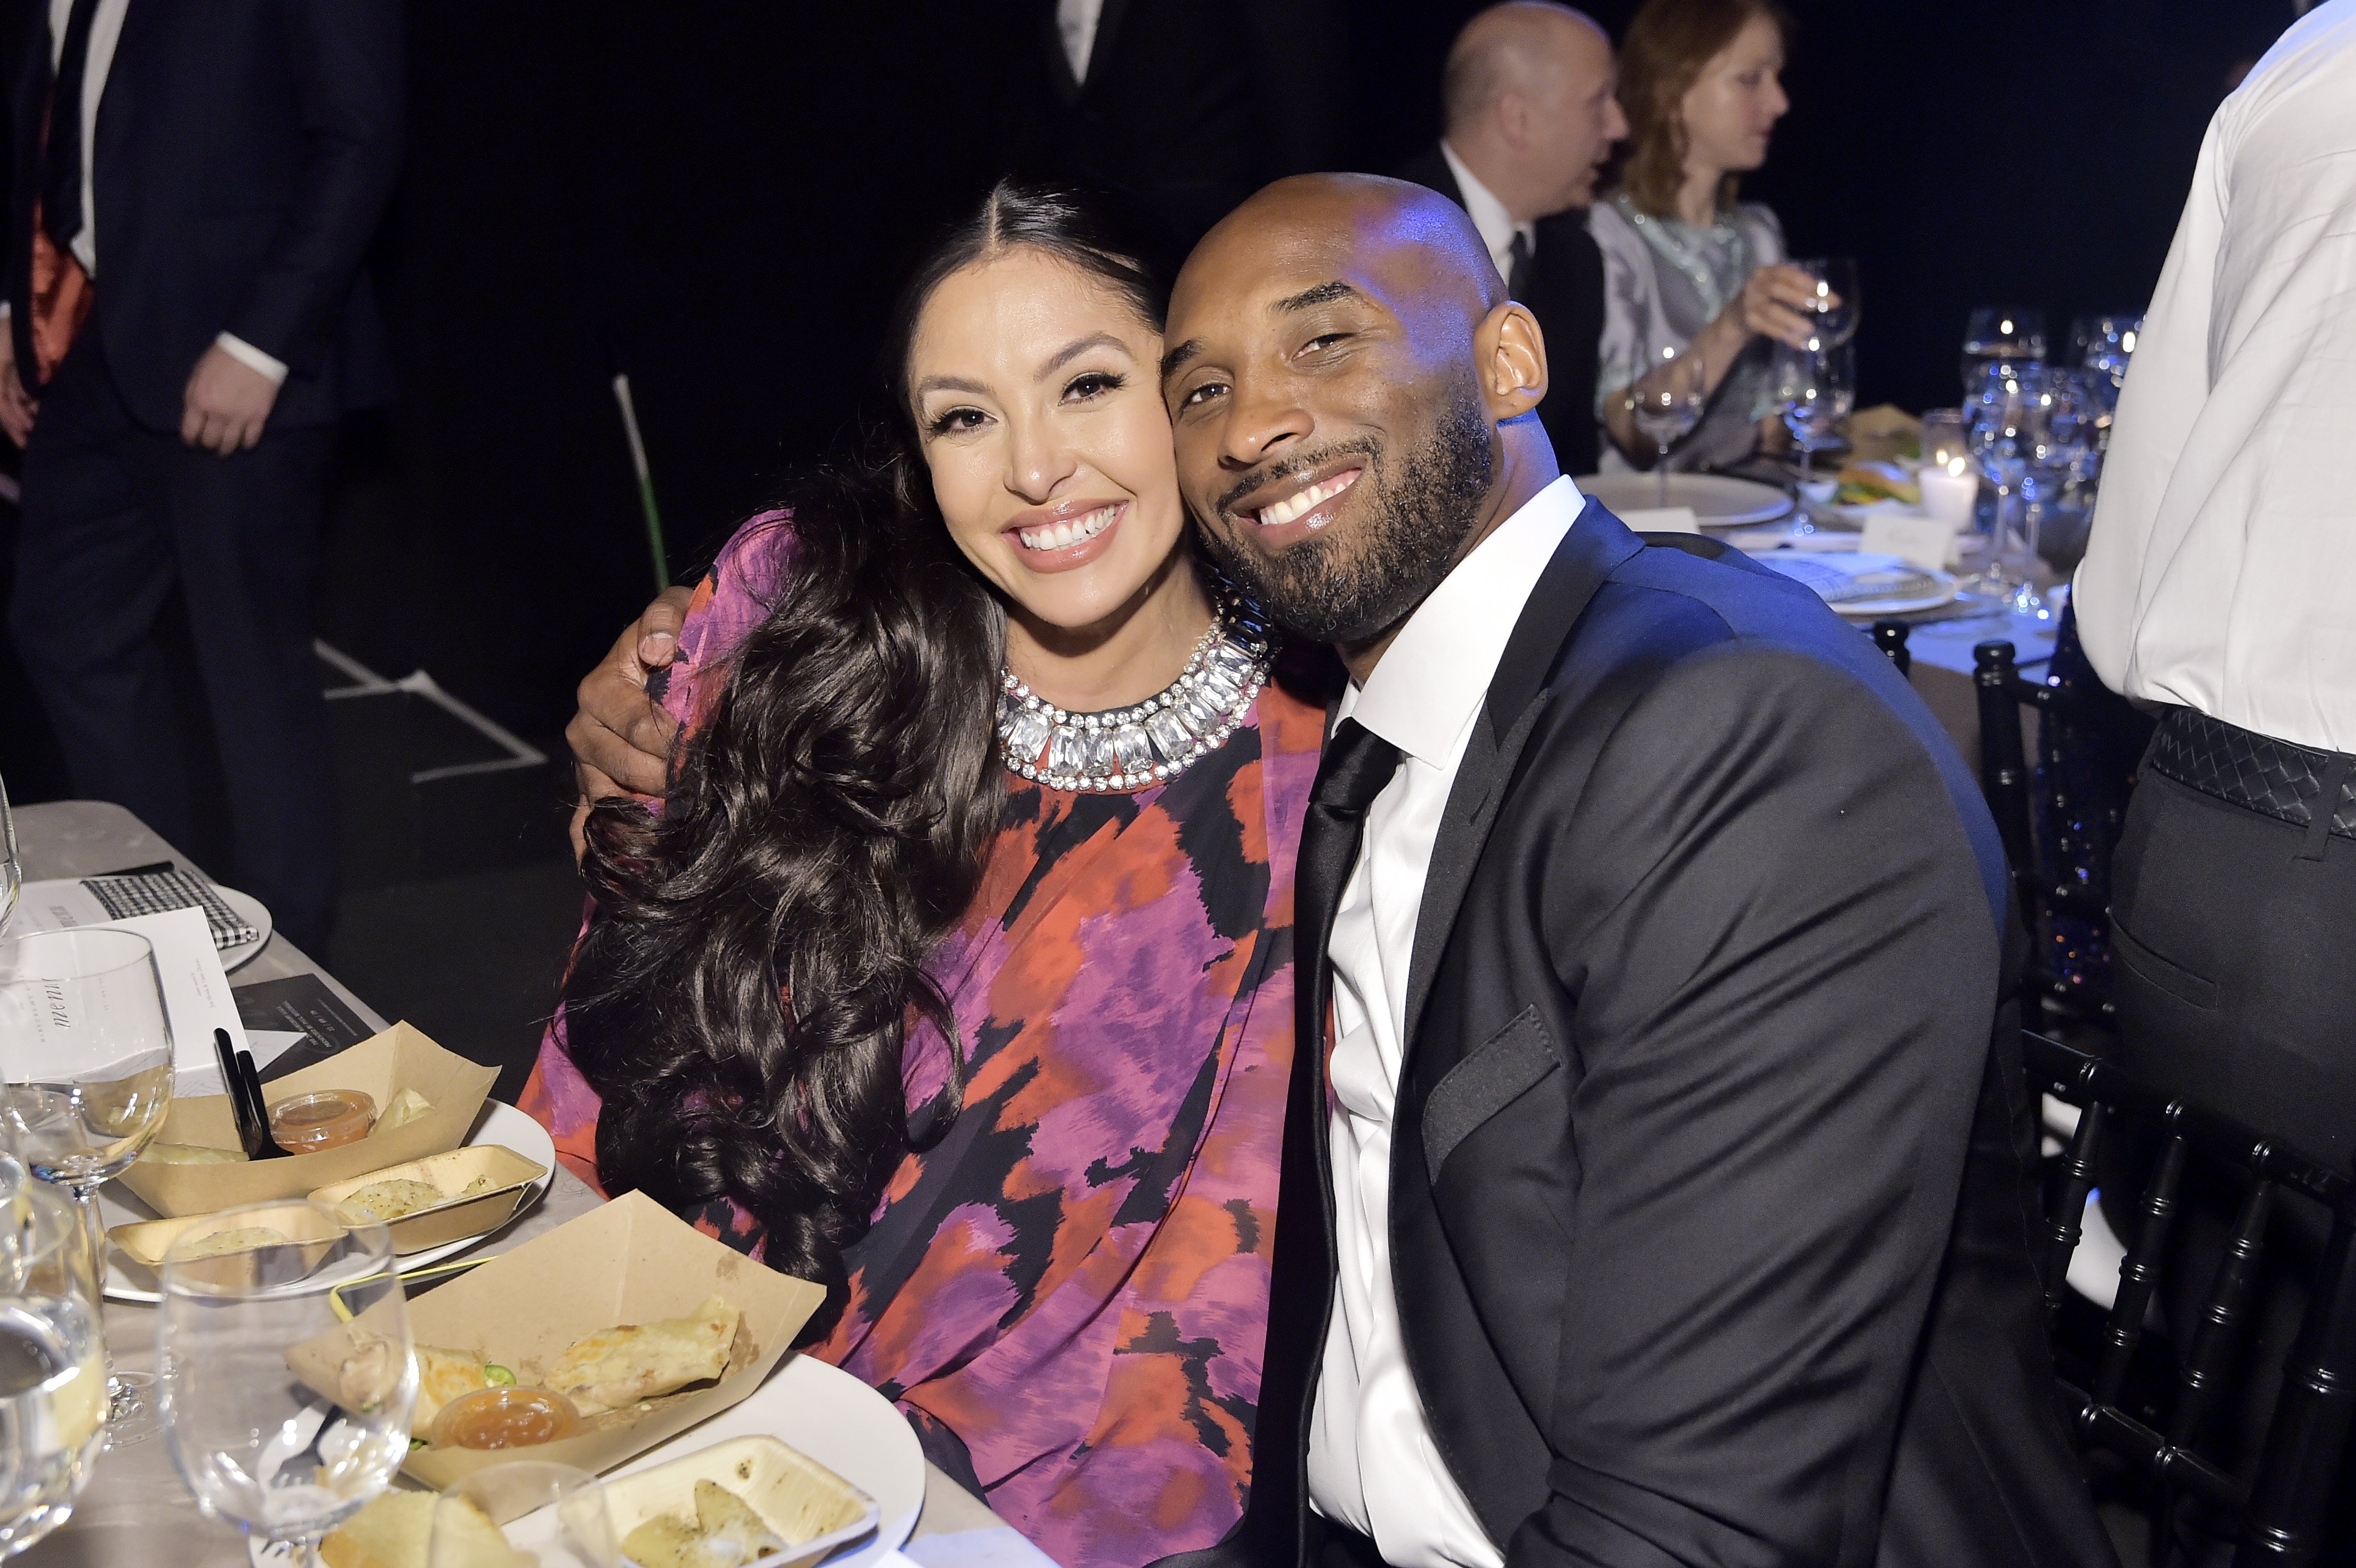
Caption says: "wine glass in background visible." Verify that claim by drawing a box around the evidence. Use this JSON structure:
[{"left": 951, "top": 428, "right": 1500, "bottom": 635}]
[
  {"left": 2070, "top": 312, "right": 2142, "bottom": 394},
  {"left": 157, "top": 1203, "right": 414, "bottom": 1566},
  {"left": 1625, "top": 343, "right": 1707, "bottom": 508},
  {"left": 0, "top": 928, "right": 174, "bottom": 1439},
  {"left": 0, "top": 1154, "right": 109, "bottom": 1558},
  {"left": 0, "top": 774, "right": 19, "bottom": 939},
  {"left": 432, "top": 1462, "right": 615, "bottom": 1568},
  {"left": 1960, "top": 307, "right": 2047, "bottom": 394},
  {"left": 1772, "top": 337, "right": 1855, "bottom": 527},
  {"left": 1795, "top": 257, "right": 1859, "bottom": 347},
  {"left": 1964, "top": 363, "right": 2047, "bottom": 613}
]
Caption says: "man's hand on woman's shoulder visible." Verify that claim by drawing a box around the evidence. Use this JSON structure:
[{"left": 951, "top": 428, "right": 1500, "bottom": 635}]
[{"left": 567, "top": 585, "right": 694, "bottom": 860}]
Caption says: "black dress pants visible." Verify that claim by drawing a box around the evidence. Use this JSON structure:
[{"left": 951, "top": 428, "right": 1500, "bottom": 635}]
[
  {"left": 2108, "top": 717, "right": 2356, "bottom": 1560},
  {"left": 8, "top": 327, "right": 337, "bottom": 952}
]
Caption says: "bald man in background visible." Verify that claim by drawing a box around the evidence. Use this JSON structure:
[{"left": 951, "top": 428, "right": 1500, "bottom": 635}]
[{"left": 1397, "top": 2, "right": 1624, "bottom": 475}]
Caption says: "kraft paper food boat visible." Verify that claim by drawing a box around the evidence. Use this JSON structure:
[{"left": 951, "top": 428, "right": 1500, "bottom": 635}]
[
  {"left": 594, "top": 1435, "right": 878, "bottom": 1568},
  {"left": 108, "top": 1199, "right": 344, "bottom": 1291},
  {"left": 289, "top": 1189, "right": 825, "bottom": 1488},
  {"left": 308, "top": 1144, "right": 548, "bottom": 1255},
  {"left": 117, "top": 1023, "right": 497, "bottom": 1218}
]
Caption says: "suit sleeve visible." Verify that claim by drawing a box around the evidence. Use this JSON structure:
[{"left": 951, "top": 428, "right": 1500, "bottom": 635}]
[
  {"left": 224, "top": 0, "right": 404, "bottom": 373},
  {"left": 1511, "top": 644, "right": 1999, "bottom": 1567}
]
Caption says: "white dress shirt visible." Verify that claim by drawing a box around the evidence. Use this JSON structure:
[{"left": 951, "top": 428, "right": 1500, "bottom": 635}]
[
  {"left": 10, "top": 0, "right": 286, "bottom": 384},
  {"left": 2072, "top": 0, "right": 2356, "bottom": 753},
  {"left": 1307, "top": 474, "right": 1583, "bottom": 1568},
  {"left": 1440, "top": 140, "right": 1536, "bottom": 288},
  {"left": 1056, "top": 0, "right": 1107, "bottom": 83}
]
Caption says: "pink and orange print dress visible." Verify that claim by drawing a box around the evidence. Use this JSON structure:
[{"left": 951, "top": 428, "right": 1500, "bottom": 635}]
[{"left": 525, "top": 514, "right": 1323, "bottom": 1567}]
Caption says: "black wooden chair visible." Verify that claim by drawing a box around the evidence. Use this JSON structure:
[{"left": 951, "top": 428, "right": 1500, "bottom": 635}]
[
  {"left": 1870, "top": 618, "right": 1911, "bottom": 676},
  {"left": 2027, "top": 1028, "right": 2356, "bottom": 1566},
  {"left": 1974, "top": 637, "right": 2135, "bottom": 1031}
]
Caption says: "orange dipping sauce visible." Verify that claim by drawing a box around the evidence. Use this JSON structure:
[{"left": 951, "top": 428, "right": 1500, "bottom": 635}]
[
  {"left": 267, "top": 1090, "right": 376, "bottom": 1153},
  {"left": 429, "top": 1386, "right": 581, "bottom": 1450}
]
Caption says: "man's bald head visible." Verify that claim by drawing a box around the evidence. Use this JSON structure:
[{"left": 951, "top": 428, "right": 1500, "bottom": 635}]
[
  {"left": 1161, "top": 174, "right": 1559, "bottom": 669},
  {"left": 1440, "top": 3, "right": 1626, "bottom": 219}
]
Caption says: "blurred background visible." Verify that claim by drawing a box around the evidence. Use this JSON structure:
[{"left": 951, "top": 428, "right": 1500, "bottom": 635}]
[{"left": 0, "top": 0, "right": 2307, "bottom": 1090}]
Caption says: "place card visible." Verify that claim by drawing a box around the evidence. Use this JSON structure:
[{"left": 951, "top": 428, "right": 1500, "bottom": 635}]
[
  {"left": 1859, "top": 512, "right": 1960, "bottom": 572},
  {"left": 1617, "top": 505, "right": 1700, "bottom": 533}
]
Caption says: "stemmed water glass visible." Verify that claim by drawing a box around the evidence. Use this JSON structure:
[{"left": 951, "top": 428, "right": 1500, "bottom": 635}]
[
  {"left": 0, "top": 928, "right": 174, "bottom": 1440},
  {"left": 0, "top": 1153, "right": 109, "bottom": 1556},
  {"left": 1964, "top": 363, "right": 2049, "bottom": 613},
  {"left": 1960, "top": 307, "right": 2047, "bottom": 395},
  {"left": 157, "top": 1201, "right": 415, "bottom": 1567},
  {"left": 0, "top": 774, "right": 19, "bottom": 939},
  {"left": 1772, "top": 337, "right": 1855, "bottom": 528},
  {"left": 1795, "top": 257, "right": 1859, "bottom": 348},
  {"left": 1625, "top": 343, "right": 1707, "bottom": 508}
]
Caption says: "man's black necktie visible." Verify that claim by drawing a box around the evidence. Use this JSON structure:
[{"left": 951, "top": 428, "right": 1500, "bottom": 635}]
[
  {"left": 41, "top": 0, "right": 103, "bottom": 257},
  {"left": 1505, "top": 229, "right": 1534, "bottom": 303},
  {"left": 1237, "top": 717, "right": 1403, "bottom": 1560}
]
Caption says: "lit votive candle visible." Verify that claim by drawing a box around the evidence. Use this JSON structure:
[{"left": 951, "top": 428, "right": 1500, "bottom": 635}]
[{"left": 1919, "top": 455, "right": 1980, "bottom": 532}]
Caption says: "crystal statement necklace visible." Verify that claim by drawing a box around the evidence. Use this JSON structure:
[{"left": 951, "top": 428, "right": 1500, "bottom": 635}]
[{"left": 997, "top": 596, "right": 1276, "bottom": 793}]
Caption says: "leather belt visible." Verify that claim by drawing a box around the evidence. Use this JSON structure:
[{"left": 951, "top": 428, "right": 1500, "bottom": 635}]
[{"left": 2144, "top": 708, "right": 2356, "bottom": 843}]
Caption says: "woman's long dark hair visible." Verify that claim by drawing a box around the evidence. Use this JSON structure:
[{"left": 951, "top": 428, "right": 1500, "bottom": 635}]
[{"left": 559, "top": 181, "right": 1176, "bottom": 1338}]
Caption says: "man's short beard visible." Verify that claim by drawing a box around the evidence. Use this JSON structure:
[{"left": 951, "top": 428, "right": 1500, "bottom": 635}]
[{"left": 1199, "top": 384, "right": 1495, "bottom": 647}]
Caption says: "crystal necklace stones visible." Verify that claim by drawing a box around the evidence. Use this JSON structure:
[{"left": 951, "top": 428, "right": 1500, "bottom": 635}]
[{"left": 996, "top": 596, "right": 1276, "bottom": 793}]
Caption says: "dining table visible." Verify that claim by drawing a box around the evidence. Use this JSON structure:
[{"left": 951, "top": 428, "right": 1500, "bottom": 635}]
[{"left": 12, "top": 799, "right": 1058, "bottom": 1568}]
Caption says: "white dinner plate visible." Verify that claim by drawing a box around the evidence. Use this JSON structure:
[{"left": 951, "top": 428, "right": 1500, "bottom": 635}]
[
  {"left": 217, "top": 885, "right": 272, "bottom": 972},
  {"left": 593, "top": 1354, "right": 927, "bottom": 1567},
  {"left": 1753, "top": 550, "right": 1962, "bottom": 617},
  {"left": 1576, "top": 471, "right": 1794, "bottom": 528},
  {"left": 98, "top": 1098, "right": 556, "bottom": 1302}
]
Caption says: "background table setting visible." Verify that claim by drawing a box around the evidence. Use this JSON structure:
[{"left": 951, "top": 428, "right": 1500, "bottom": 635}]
[
  {"left": 0, "top": 798, "right": 1057, "bottom": 1568},
  {"left": 1591, "top": 278, "right": 2140, "bottom": 760}
]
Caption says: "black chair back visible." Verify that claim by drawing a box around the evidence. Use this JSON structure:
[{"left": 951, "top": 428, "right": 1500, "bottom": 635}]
[{"left": 2026, "top": 1029, "right": 2356, "bottom": 1566}]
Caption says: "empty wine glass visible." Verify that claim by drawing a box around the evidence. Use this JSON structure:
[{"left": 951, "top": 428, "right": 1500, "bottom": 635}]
[
  {"left": 1960, "top": 307, "right": 2047, "bottom": 396},
  {"left": 0, "top": 1154, "right": 108, "bottom": 1557},
  {"left": 0, "top": 775, "right": 19, "bottom": 939},
  {"left": 1625, "top": 342, "right": 1707, "bottom": 507},
  {"left": 157, "top": 1202, "right": 415, "bottom": 1566},
  {"left": 433, "top": 1462, "right": 615, "bottom": 1568},
  {"left": 0, "top": 928, "right": 173, "bottom": 1440},
  {"left": 1964, "top": 364, "right": 2049, "bottom": 614},
  {"left": 1772, "top": 337, "right": 1855, "bottom": 528},
  {"left": 1795, "top": 257, "right": 1860, "bottom": 347}
]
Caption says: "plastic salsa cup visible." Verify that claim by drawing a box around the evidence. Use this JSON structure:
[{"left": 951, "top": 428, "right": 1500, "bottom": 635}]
[
  {"left": 266, "top": 1088, "right": 377, "bottom": 1154},
  {"left": 429, "top": 1385, "right": 583, "bottom": 1450}
]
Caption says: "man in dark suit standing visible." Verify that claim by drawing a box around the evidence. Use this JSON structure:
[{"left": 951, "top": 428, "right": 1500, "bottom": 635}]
[
  {"left": 1041, "top": 0, "right": 1347, "bottom": 245},
  {"left": 1398, "top": 2, "right": 1622, "bottom": 477},
  {"left": 1154, "top": 175, "right": 2117, "bottom": 1566},
  {"left": 1, "top": 1, "right": 403, "bottom": 952}
]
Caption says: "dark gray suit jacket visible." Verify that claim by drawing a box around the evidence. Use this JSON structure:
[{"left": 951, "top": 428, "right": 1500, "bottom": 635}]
[{"left": 1166, "top": 501, "right": 2118, "bottom": 1566}]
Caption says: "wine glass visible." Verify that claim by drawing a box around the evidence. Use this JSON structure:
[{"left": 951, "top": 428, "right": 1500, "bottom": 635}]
[
  {"left": 1625, "top": 342, "right": 1707, "bottom": 508},
  {"left": 1772, "top": 337, "right": 1855, "bottom": 528},
  {"left": 1964, "top": 363, "right": 2049, "bottom": 613},
  {"left": 0, "top": 928, "right": 174, "bottom": 1440},
  {"left": 0, "top": 1154, "right": 109, "bottom": 1557},
  {"left": 1795, "top": 257, "right": 1859, "bottom": 347},
  {"left": 0, "top": 774, "right": 19, "bottom": 939},
  {"left": 157, "top": 1202, "right": 415, "bottom": 1566},
  {"left": 433, "top": 1462, "right": 615, "bottom": 1568},
  {"left": 1960, "top": 307, "right": 2047, "bottom": 395}
]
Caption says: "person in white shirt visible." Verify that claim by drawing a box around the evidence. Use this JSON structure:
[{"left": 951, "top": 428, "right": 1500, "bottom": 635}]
[
  {"left": 1396, "top": 3, "right": 1628, "bottom": 475},
  {"left": 2074, "top": 0, "right": 2356, "bottom": 1167},
  {"left": 1153, "top": 172, "right": 2113, "bottom": 1568}
]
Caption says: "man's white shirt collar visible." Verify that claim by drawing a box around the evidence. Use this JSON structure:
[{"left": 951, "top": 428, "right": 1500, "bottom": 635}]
[
  {"left": 1439, "top": 140, "right": 1536, "bottom": 284},
  {"left": 1337, "top": 474, "right": 1583, "bottom": 766}
]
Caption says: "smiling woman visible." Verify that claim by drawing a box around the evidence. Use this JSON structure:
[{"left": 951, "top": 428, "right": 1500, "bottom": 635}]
[{"left": 526, "top": 181, "right": 1331, "bottom": 1568}]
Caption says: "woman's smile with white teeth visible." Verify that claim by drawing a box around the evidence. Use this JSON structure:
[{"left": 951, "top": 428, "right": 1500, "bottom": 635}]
[
  {"left": 1256, "top": 469, "right": 1360, "bottom": 527},
  {"left": 1017, "top": 503, "right": 1120, "bottom": 551}
]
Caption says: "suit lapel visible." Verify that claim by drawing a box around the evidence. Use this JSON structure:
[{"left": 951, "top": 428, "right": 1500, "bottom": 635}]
[
  {"left": 1399, "top": 499, "right": 1644, "bottom": 1045},
  {"left": 1076, "top": 0, "right": 1135, "bottom": 95}
]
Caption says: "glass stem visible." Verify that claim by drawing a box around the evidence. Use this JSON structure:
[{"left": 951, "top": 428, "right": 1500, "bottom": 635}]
[{"left": 1656, "top": 443, "right": 1670, "bottom": 509}]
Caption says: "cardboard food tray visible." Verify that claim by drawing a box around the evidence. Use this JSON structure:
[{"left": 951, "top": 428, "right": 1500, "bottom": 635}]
[
  {"left": 309, "top": 1145, "right": 548, "bottom": 1255},
  {"left": 367, "top": 1190, "right": 825, "bottom": 1487},
  {"left": 116, "top": 1023, "right": 496, "bottom": 1218},
  {"left": 108, "top": 1200, "right": 345, "bottom": 1289},
  {"left": 600, "top": 1435, "right": 878, "bottom": 1568}
]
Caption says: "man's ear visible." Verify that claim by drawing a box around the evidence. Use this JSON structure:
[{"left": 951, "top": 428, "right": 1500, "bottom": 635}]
[{"left": 1477, "top": 300, "right": 1548, "bottom": 422}]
